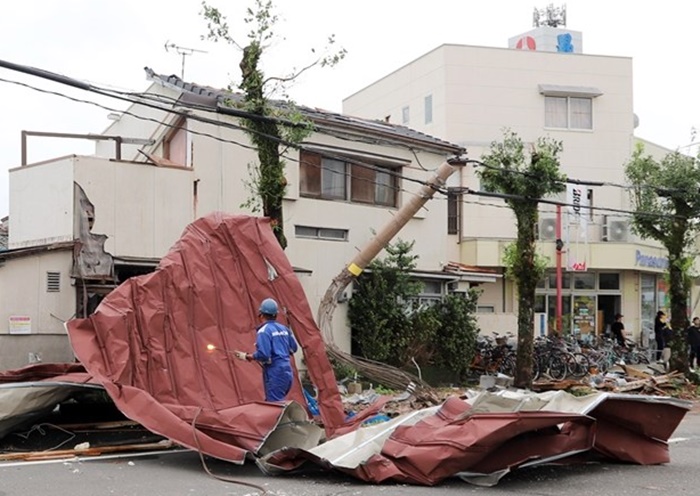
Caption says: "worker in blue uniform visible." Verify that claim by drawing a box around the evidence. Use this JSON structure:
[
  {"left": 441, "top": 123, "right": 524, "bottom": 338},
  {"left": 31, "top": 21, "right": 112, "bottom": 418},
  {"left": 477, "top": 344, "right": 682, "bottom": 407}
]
[{"left": 235, "top": 298, "right": 298, "bottom": 401}]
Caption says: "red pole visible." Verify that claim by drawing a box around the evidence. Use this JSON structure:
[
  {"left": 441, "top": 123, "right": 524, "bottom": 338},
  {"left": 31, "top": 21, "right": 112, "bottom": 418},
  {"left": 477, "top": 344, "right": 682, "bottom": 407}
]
[{"left": 556, "top": 205, "right": 563, "bottom": 333}]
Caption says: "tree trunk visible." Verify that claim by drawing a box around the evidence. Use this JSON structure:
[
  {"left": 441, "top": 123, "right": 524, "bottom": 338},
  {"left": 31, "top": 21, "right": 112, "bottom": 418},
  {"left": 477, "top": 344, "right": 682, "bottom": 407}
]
[
  {"left": 668, "top": 252, "right": 689, "bottom": 373},
  {"left": 513, "top": 205, "right": 538, "bottom": 388},
  {"left": 240, "top": 43, "right": 288, "bottom": 249}
]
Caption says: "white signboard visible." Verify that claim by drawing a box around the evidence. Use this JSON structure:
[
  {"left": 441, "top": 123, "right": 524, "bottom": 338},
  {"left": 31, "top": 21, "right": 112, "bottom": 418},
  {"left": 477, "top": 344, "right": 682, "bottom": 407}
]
[
  {"left": 9, "top": 316, "right": 32, "bottom": 335},
  {"left": 566, "top": 184, "right": 589, "bottom": 271}
]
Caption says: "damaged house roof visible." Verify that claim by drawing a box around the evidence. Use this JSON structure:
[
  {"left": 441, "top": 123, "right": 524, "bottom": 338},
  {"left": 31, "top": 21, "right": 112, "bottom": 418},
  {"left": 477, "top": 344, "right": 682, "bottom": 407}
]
[{"left": 143, "top": 67, "right": 465, "bottom": 155}]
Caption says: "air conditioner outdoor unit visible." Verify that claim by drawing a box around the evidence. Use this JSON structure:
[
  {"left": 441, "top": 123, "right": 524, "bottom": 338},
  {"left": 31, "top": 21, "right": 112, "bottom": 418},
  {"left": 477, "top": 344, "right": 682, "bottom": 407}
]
[
  {"left": 603, "top": 217, "right": 629, "bottom": 242},
  {"left": 538, "top": 217, "right": 557, "bottom": 241}
]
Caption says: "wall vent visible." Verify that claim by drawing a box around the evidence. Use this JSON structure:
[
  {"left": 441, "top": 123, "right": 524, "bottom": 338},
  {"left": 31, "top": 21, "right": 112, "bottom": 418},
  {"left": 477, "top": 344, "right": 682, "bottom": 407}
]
[{"left": 46, "top": 271, "right": 61, "bottom": 292}]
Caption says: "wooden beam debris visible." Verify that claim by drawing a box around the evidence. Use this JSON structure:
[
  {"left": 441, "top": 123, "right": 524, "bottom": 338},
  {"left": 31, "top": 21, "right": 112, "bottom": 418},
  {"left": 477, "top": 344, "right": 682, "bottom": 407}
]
[{"left": 0, "top": 440, "right": 175, "bottom": 462}]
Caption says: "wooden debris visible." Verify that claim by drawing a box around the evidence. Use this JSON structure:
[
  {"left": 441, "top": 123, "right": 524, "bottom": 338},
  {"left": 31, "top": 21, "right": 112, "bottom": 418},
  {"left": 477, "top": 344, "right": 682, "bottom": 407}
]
[{"left": 0, "top": 440, "right": 175, "bottom": 462}]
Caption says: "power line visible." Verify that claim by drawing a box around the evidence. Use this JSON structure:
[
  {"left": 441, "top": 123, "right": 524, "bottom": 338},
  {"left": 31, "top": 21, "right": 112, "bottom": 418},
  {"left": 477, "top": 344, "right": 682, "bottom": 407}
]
[
  {"left": 0, "top": 58, "right": 693, "bottom": 222},
  {"left": 0, "top": 76, "right": 436, "bottom": 202}
]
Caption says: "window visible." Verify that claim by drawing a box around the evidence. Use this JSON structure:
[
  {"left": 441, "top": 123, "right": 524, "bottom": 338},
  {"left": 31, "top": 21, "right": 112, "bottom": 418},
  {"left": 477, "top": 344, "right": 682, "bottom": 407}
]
[
  {"left": 295, "top": 225, "right": 348, "bottom": 241},
  {"left": 545, "top": 96, "right": 592, "bottom": 129},
  {"left": 599, "top": 273, "right": 620, "bottom": 290},
  {"left": 548, "top": 272, "right": 571, "bottom": 290},
  {"left": 573, "top": 273, "right": 595, "bottom": 290},
  {"left": 163, "top": 117, "right": 188, "bottom": 165},
  {"left": 447, "top": 188, "right": 461, "bottom": 235},
  {"left": 413, "top": 279, "right": 443, "bottom": 309},
  {"left": 46, "top": 271, "right": 61, "bottom": 292},
  {"left": 424, "top": 95, "right": 433, "bottom": 124},
  {"left": 402, "top": 106, "right": 410, "bottom": 124},
  {"left": 300, "top": 151, "right": 398, "bottom": 207}
]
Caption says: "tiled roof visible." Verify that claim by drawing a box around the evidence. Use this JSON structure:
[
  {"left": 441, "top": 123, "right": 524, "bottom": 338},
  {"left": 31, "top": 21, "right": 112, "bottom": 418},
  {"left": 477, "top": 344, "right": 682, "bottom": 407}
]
[{"left": 144, "top": 68, "right": 464, "bottom": 154}]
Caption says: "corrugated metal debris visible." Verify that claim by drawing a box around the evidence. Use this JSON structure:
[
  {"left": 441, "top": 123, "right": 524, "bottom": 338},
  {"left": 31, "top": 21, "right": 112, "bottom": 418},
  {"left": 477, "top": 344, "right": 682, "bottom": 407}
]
[{"left": 0, "top": 213, "right": 693, "bottom": 486}]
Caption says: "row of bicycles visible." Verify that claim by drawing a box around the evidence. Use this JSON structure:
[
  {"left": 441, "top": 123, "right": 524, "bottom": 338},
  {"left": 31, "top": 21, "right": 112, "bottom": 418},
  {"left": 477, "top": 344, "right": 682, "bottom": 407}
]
[{"left": 469, "top": 332, "right": 651, "bottom": 381}]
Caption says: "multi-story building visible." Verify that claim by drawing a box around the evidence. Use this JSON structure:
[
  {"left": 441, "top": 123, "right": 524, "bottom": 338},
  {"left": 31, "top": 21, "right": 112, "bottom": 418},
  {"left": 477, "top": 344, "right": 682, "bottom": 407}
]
[
  {"left": 0, "top": 69, "right": 499, "bottom": 370},
  {"left": 343, "top": 24, "right": 678, "bottom": 342}
]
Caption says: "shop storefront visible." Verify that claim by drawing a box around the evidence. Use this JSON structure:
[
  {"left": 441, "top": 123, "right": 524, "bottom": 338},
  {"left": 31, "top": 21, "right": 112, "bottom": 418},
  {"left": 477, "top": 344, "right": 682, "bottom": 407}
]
[{"left": 535, "top": 271, "right": 622, "bottom": 337}]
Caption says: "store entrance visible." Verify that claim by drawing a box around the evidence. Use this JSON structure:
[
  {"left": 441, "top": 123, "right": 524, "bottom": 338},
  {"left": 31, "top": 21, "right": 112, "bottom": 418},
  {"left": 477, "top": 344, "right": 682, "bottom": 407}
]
[{"left": 597, "top": 295, "right": 621, "bottom": 336}]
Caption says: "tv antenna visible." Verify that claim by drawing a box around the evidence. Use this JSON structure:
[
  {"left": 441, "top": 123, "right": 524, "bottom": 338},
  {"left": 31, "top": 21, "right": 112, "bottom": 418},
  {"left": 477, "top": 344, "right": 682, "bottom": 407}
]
[{"left": 164, "top": 42, "right": 208, "bottom": 80}]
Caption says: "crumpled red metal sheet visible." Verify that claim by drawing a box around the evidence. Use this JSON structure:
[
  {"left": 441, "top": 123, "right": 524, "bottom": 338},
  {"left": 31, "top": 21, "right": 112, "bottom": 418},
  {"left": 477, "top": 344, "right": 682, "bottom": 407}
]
[
  {"left": 589, "top": 396, "right": 689, "bottom": 464},
  {"left": 65, "top": 213, "right": 347, "bottom": 462},
  {"left": 262, "top": 396, "right": 596, "bottom": 485},
  {"left": 0, "top": 363, "right": 92, "bottom": 385},
  {"left": 260, "top": 392, "right": 691, "bottom": 486}
]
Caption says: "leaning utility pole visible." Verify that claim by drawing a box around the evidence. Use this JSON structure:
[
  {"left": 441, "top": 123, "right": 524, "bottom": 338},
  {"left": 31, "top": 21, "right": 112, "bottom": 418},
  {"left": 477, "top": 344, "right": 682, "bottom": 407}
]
[{"left": 317, "top": 156, "right": 466, "bottom": 402}]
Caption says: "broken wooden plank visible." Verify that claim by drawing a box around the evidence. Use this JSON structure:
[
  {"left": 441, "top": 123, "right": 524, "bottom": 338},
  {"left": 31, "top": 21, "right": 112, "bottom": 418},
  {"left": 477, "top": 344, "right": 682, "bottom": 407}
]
[
  {"left": 55, "top": 420, "right": 141, "bottom": 430},
  {"left": 620, "top": 365, "right": 653, "bottom": 380},
  {"left": 0, "top": 440, "right": 175, "bottom": 462}
]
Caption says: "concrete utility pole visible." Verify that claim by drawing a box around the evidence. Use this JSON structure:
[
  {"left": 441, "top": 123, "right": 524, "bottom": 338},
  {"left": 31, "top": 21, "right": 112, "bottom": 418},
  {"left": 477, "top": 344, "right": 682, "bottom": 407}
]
[{"left": 317, "top": 156, "right": 466, "bottom": 398}]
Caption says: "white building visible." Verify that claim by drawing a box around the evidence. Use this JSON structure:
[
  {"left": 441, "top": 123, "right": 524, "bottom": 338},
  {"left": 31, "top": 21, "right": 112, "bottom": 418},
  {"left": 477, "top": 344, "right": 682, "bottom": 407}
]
[
  {"left": 343, "top": 25, "right": 679, "bottom": 341},
  {"left": 0, "top": 70, "right": 499, "bottom": 370}
]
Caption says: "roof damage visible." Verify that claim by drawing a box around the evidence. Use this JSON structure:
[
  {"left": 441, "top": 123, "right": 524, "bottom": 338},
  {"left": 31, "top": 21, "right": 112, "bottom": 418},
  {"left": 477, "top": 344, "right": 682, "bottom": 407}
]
[{"left": 0, "top": 213, "right": 693, "bottom": 486}]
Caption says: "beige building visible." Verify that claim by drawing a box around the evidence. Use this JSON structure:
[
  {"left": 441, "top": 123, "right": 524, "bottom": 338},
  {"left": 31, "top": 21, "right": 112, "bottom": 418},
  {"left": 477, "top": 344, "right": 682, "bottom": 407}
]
[
  {"left": 343, "top": 25, "right": 681, "bottom": 342},
  {"left": 0, "top": 71, "right": 498, "bottom": 370}
]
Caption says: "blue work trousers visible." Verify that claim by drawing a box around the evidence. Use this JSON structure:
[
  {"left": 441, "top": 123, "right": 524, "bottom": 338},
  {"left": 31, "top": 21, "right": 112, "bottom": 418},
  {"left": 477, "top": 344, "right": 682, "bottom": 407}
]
[{"left": 262, "top": 362, "right": 293, "bottom": 402}]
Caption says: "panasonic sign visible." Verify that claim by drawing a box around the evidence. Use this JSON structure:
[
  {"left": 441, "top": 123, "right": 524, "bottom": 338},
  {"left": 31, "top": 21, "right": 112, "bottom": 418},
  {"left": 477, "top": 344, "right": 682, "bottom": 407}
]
[{"left": 635, "top": 250, "right": 668, "bottom": 270}]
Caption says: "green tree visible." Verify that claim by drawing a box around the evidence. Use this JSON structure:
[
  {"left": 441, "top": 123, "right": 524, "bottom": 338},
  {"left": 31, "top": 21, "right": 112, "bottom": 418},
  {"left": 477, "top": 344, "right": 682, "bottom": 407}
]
[
  {"left": 201, "top": 0, "right": 346, "bottom": 248},
  {"left": 349, "top": 240, "right": 424, "bottom": 365},
  {"left": 625, "top": 143, "right": 700, "bottom": 373},
  {"left": 430, "top": 292, "right": 480, "bottom": 382},
  {"left": 349, "top": 240, "right": 480, "bottom": 379},
  {"left": 479, "top": 130, "right": 566, "bottom": 388}
]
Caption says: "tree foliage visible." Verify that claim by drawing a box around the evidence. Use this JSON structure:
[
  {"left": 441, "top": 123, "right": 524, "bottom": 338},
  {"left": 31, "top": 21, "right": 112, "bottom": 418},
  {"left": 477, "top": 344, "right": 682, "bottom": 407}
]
[
  {"left": 348, "top": 240, "right": 480, "bottom": 382},
  {"left": 201, "top": 0, "right": 346, "bottom": 248},
  {"left": 429, "top": 293, "right": 480, "bottom": 382},
  {"left": 479, "top": 130, "right": 566, "bottom": 388},
  {"left": 349, "top": 240, "right": 422, "bottom": 364},
  {"left": 625, "top": 143, "right": 700, "bottom": 373}
]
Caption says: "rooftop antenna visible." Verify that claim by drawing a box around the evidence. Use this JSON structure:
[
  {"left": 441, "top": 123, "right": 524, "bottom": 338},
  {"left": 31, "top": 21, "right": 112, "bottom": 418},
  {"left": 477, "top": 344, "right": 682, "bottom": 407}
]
[
  {"left": 533, "top": 3, "right": 567, "bottom": 27},
  {"left": 164, "top": 41, "right": 208, "bottom": 80}
]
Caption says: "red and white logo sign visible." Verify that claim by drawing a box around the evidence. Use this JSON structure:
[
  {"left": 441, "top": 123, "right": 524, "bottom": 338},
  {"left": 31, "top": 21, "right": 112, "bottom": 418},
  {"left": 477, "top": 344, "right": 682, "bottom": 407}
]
[{"left": 515, "top": 36, "right": 536, "bottom": 50}]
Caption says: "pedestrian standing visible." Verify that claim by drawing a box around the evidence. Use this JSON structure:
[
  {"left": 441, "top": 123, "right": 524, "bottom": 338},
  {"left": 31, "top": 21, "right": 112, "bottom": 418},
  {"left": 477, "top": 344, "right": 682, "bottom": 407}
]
[
  {"left": 235, "top": 298, "right": 298, "bottom": 401},
  {"left": 611, "top": 313, "right": 626, "bottom": 347},
  {"left": 687, "top": 316, "right": 700, "bottom": 370},
  {"left": 654, "top": 311, "right": 667, "bottom": 361}
]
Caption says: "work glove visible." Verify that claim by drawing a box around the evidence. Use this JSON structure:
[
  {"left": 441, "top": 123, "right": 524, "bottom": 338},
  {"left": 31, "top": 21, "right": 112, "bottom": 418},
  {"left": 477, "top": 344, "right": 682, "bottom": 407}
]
[{"left": 234, "top": 351, "right": 248, "bottom": 361}]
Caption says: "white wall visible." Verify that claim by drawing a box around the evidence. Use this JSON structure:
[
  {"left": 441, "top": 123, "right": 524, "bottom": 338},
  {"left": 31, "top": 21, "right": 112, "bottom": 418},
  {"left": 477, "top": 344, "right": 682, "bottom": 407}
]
[
  {"left": 73, "top": 156, "right": 194, "bottom": 258},
  {"left": 344, "top": 44, "right": 636, "bottom": 238},
  {"left": 96, "top": 83, "right": 174, "bottom": 161},
  {"left": 0, "top": 250, "right": 75, "bottom": 369},
  {"left": 8, "top": 157, "right": 75, "bottom": 248}
]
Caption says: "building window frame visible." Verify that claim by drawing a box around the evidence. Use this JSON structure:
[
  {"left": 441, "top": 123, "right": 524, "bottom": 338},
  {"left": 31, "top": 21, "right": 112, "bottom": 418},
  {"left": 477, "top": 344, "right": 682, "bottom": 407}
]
[
  {"left": 294, "top": 225, "right": 348, "bottom": 241},
  {"left": 447, "top": 188, "right": 461, "bottom": 235},
  {"left": 424, "top": 94, "right": 433, "bottom": 124},
  {"left": 544, "top": 96, "right": 593, "bottom": 130},
  {"left": 299, "top": 150, "right": 399, "bottom": 207},
  {"left": 163, "top": 116, "right": 188, "bottom": 165}
]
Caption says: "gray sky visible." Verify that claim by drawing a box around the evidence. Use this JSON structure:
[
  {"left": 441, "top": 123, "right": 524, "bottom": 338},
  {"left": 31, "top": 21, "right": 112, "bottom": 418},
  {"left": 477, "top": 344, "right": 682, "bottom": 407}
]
[{"left": 1, "top": 0, "right": 699, "bottom": 218}]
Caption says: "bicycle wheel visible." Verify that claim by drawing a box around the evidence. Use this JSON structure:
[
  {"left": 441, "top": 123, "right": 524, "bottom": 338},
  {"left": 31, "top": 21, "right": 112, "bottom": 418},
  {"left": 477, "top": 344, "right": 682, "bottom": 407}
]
[
  {"left": 548, "top": 353, "right": 568, "bottom": 381},
  {"left": 498, "top": 353, "right": 516, "bottom": 376},
  {"left": 566, "top": 352, "right": 590, "bottom": 378}
]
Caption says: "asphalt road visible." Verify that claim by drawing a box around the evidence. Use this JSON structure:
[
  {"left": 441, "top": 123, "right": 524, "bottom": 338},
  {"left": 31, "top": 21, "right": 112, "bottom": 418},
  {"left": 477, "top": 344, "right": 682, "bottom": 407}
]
[{"left": 1, "top": 404, "right": 699, "bottom": 496}]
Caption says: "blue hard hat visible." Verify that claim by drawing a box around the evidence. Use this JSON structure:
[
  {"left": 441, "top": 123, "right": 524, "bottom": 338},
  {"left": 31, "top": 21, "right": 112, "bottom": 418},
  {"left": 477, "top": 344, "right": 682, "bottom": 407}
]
[{"left": 259, "top": 298, "right": 279, "bottom": 316}]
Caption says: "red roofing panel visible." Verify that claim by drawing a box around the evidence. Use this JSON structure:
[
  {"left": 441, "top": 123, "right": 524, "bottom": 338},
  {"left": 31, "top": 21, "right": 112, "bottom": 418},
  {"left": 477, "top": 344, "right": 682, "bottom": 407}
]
[{"left": 65, "top": 213, "right": 347, "bottom": 461}]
